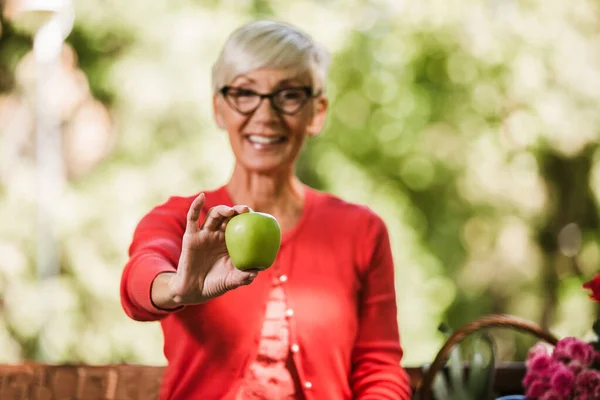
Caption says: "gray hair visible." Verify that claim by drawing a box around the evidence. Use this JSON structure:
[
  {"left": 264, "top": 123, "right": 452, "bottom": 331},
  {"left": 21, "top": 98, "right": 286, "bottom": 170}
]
[{"left": 211, "top": 20, "right": 330, "bottom": 94}]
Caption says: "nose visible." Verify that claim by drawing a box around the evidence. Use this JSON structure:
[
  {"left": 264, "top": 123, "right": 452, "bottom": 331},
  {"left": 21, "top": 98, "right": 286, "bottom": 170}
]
[{"left": 251, "top": 96, "right": 279, "bottom": 122}]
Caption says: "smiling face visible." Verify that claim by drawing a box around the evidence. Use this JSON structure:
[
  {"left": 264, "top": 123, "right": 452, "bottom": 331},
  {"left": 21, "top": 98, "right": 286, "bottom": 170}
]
[{"left": 213, "top": 68, "right": 328, "bottom": 174}]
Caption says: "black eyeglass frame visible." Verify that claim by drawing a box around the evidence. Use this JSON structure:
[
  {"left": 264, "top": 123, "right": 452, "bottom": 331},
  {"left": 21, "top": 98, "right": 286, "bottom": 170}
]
[{"left": 219, "top": 86, "right": 320, "bottom": 116}]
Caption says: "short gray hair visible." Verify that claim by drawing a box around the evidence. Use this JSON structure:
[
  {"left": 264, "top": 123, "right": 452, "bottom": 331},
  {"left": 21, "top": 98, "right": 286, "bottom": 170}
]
[{"left": 211, "top": 20, "right": 330, "bottom": 94}]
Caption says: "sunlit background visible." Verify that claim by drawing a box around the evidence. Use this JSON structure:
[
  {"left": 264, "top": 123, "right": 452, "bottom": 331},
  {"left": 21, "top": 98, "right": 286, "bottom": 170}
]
[{"left": 0, "top": 0, "right": 599, "bottom": 367}]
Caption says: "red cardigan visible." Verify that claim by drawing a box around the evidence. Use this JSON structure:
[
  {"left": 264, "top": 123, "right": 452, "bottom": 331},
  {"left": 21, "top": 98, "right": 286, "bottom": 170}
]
[{"left": 120, "top": 186, "right": 412, "bottom": 400}]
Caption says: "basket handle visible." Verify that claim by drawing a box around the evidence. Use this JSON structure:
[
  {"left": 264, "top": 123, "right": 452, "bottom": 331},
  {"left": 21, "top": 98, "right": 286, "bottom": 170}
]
[{"left": 418, "top": 314, "right": 559, "bottom": 400}]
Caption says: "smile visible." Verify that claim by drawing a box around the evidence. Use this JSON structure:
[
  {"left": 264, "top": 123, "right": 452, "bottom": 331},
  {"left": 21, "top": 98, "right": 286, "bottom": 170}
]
[{"left": 245, "top": 135, "right": 287, "bottom": 147}]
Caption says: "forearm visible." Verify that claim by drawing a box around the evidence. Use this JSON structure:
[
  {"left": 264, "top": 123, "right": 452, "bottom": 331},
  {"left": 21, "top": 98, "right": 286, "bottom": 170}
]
[
  {"left": 120, "top": 196, "right": 191, "bottom": 321},
  {"left": 120, "top": 253, "right": 179, "bottom": 321},
  {"left": 353, "top": 215, "right": 411, "bottom": 398},
  {"left": 351, "top": 345, "right": 412, "bottom": 400},
  {"left": 352, "top": 366, "right": 412, "bottom": 400}
]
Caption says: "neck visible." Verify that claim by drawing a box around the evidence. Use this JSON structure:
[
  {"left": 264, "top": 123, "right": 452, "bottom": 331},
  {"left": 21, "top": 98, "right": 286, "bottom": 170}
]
[{"left": 226, "top": 164, "right": 305, "bottom": 230}]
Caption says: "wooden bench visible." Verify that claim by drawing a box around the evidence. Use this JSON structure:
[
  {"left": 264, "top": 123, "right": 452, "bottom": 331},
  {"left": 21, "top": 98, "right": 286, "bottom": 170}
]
[{"left": 0, "top": 362, "right": 527, "bottom": 399}]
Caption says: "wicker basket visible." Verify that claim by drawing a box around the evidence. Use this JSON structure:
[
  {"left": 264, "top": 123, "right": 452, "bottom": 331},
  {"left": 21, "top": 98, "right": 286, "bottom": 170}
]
[{"left": 418, "top": 314, "right": 559, "bottom": 400}]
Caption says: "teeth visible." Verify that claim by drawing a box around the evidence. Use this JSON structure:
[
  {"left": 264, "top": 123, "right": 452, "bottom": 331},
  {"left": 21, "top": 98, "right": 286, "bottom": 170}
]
[{"left": 247, "top": 135, "right": 283, "bottom": 144}]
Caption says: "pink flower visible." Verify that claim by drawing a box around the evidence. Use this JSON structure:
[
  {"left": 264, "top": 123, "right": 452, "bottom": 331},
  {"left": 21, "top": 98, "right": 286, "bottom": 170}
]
[
  {"left": 573, "top": 369, "right": 600, "bottom": 398},
  {"left": 567, "top": 360, "right": 584, "bottom": 376},
  {"left": 522, "top": 276, "right": 600, "bottom": 399},
  {"left": 539, "top": 390, "right": 562, "bottom": 400},
  {"left": 554, "top": 337, "right": 596, "bottom": 367},
  {"left": 524, "top": 343, "right": 560, "bottom": 397},
  {"left": 528, "top": 351, "right": 558, "bottom": 379},
  {"left": 549, "top": 363, "right": 575, "bottom": 397},
  {"left": 583, "top": 274, "right": 600, "bottom": 303},
  {"left": 528, "top": 343, "right": 551, "bottom": 359},
  {"left": 525, "top": 379, "right": 551, "bottom": 398},
  {"left": 523, "top": 371, "right": 539, "bottom": 387}
]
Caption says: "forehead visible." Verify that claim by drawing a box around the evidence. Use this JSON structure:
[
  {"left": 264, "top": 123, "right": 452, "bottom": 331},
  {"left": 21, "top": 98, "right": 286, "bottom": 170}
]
[{"left": 230, "top": 68, "right": 311, "bottom": 87}]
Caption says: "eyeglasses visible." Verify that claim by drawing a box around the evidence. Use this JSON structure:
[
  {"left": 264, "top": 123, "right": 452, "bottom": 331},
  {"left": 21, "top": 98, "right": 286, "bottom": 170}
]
[{"left": 219, "top": 86, "right": 318, "bottom": 116}]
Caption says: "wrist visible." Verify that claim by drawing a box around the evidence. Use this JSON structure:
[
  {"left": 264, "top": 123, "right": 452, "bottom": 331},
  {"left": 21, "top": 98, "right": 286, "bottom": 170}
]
[{"left": 151, "top": 272, "right": 185, "bottom": 311}]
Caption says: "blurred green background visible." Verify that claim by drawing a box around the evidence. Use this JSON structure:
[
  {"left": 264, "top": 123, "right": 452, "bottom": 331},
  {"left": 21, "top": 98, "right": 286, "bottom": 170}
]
[{"left": 0, "top": 0, "right": 599, "bottom": 367}]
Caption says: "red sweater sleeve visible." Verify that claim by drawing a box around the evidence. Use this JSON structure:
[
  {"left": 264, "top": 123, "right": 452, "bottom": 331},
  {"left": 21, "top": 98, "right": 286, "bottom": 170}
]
[
  {"left": 120, "top": 196, "right": 190, "bottom": 321},
  {"left": 350, "top": 213, "right": 412, "bottom": 400}
]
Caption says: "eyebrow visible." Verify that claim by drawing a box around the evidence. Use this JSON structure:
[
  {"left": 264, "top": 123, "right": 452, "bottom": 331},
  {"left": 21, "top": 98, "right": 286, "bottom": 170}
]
[
  {"left": 231, "top": 75, "right": 307, "bottom": 87},
  {"left": 278, "top": 78, "right": 306, "bottom": 86}
]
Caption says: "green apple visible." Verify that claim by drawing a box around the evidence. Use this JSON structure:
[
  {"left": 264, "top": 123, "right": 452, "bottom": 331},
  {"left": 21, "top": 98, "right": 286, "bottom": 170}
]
[{"left": 225, "top": 211, "right": 282, "bottom": 270}]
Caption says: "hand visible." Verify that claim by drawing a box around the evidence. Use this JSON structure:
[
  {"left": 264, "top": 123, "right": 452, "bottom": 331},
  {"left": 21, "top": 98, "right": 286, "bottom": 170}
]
[{"left": 168, "top": 193, "right": 259, "bottom": 305}]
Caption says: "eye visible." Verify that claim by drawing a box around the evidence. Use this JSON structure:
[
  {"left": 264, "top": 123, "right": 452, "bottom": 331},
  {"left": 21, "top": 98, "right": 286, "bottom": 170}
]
[
  {"left": 229, "top": 88, "right": 257, "bottom": 98},
  {"left": 278, "top": 88, "right": 306, "bottom": 101}
]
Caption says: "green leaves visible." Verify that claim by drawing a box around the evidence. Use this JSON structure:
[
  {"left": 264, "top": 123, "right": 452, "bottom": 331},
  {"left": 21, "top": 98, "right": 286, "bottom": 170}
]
[
  {"left": 468, "top": 334, "right": 495, "bottom": 400},
  {"left": 427, "top": 325, "right": 496, "bottom": 400},
  {"left": 592, "top": 319, "right": 600, "bottom": 338},
  {"left": 590, "top": 319, "right": 600, "bottom": 357}
]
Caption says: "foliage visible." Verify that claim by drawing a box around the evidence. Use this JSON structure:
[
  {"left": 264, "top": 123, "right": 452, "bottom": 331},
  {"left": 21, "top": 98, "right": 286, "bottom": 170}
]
[
  {"left": 0, "top": 0, "right": 599, "bottom": 366},
  {"left": 423, "top": 324, "right": 496, "bottom": 400}
]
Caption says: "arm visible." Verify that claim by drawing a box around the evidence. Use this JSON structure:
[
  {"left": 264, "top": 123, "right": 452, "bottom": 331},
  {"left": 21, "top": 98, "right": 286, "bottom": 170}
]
[
  {"left": 119, "top": 197, "right": 188, "bottom": 321},
  {"left": 350, "top": 214, "right": 412, "bottom": 400},
  {"left": 120, "top": 193, "right": 260, "bottom": 321}
]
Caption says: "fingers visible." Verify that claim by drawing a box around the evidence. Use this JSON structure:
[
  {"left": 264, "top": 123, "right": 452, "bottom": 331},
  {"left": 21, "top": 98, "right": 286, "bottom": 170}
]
[
  {"left": 218, "top": 205, "right": 251, "bottom": 232},
  {"left": 238, "top": 269, "right": 260, "bottom": 286},
  {"left": 232, "top": 204, "right": 251, "bottom": 214},
  {"left": 191, "top": 200, "right": 252, "bottom": 233},
  {"left": 202, "top": 205, "right": 236, "bottom": 231},
  {"left": 186, "top": 193, "right": 205, "bottom": 234}
]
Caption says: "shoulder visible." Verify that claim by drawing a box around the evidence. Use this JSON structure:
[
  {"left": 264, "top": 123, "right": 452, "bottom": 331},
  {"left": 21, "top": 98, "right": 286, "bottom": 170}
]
[
  {"left": 144, "top": 194, "right": 193, "bottom": 220},
  {"left": 138, "top": 187, "right": 224, "bottom": 227},
  {"left": 310, "top": 188, "right": 386, "bottom": 231}
]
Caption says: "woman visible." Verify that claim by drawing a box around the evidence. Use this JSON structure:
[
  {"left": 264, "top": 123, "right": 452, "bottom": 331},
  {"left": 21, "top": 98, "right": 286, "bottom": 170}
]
[{"left": 120, "top": 20, "right": 412, "bottom": 400}]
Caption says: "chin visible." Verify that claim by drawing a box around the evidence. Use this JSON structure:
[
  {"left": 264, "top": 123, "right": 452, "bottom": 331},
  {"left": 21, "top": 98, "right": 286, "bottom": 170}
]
[{"left": 240, "top": 157, "right": 294, "bottom": 175}]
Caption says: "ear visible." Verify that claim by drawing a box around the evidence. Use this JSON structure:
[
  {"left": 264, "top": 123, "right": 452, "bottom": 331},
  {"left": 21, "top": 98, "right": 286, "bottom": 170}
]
[
  {"left": 213, "top": 93, "right": 226, "bottom": 130},
  {"left": 307, "top": 96, "right": 328, "bottom": 137}
]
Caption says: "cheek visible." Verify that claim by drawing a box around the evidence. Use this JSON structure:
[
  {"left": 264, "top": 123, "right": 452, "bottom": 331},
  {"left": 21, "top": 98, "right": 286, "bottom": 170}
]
[
  {"left": 286, "top": 111, "right": 314, "bottom": 134},
  {"left": 221, "top": 110, "right": 247, "bottom": 133}
]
